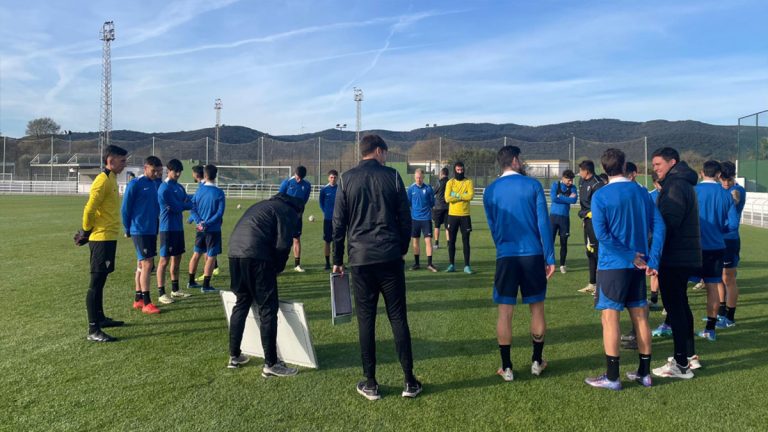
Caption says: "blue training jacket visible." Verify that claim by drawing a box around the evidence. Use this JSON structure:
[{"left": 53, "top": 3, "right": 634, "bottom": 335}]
[
  {"left": 190, "top": 183, "right": 226, "bottom": 232},
  {"left": 649, "top": 189, "right": 659, "bottom": 205},
  {"left": 483, "top": 172, "right": 555, "bottom": 264},
  {"left": 158, "top": 179, "right": 192, "bottom": 232},
  {"left": 121, "top": 176, "right": 160, "bottom": 235},
  {"left": 724, "top": 183, "right": 746, "bottom": 240},
  {"left": 407, "top": 182, "right": 435, "bottom": 221},
  {"left": 550, "top": 181, "right": 578, "bottom": 217},
  {"left": 319, "top": 184, "right": 338, "bottom": 220},
  {"left": 591, "top": 178, "right": 666, "bottom": 271},
  {"left": 695, "top": 181, "right": 739, "bottom": 250},
  {"left": 279, "top": 177, "right": 312, "bottom": 204}
]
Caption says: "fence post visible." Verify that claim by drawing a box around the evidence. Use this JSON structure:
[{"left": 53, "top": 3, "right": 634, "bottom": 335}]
[
  {"left": 644, "top": 136, "right": 648, "bottom": 189},
  {"left": 50, "top": 136, "right": 54, "bottom": 181},
  {"left": 504, "top": 136, "right": 507, "bottom": 146},
  {"left": 572, "top": 135, "right": 576, "bottom": 171},
  {"left": 205, "top": 137, "right": 209, "bottom": 164},
  {"left": 318, "top": 137, "right": 321, "bottom": 186},
  {"left": 152, "top": 136, "right": 155, "bottom": 156},
  {"left": 2, "top": 136, "right": 5, "bottom": 179},
  {"left": 260, "top": 136, "right": 264, "bottom": 181}
]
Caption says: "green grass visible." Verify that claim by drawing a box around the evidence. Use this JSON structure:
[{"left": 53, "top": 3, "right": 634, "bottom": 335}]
[{"left": 2, "top": 195, "right": 767, "bottom": 431}]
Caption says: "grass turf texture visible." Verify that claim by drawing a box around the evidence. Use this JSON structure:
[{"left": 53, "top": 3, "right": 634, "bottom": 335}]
[{"left": 2, "top": 195, "right": 767, "bottom": 431}]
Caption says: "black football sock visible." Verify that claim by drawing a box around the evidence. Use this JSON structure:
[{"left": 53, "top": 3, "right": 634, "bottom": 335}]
[
  {"left": 171, "top": 280, "right": 179, "bottom": 292},
  {"left": 414, "top": 255, "right": 420, "bottom": 266},
  {"left": 188, "top": 273, "right": 196, "bottom": 284},
  {"left": 295, "top": 257, "right": 301, "bottom": 267},
  {"left": 638, "top": 353, "right": 651, "bottom": 377},
  {"left": 435, "top": 240, "right": 439, "bottom": 246},
  {"left": 214, "top": 260, "right": 219, "bottom": 269},
  {"left": 706, "top": 317, "right": 718, "bottom": 331},
  {"left": 203, "top": 276, "right": 211, "bottom": 289},
  {"left": 134, "top": 291, "right": 142, "bottom": 301},
  {"left": 718, "top": 302, "right": 727, "bottom": 317},
  {"left": 158, "top": 286, "right": 166, "bottom": 297},
  {"left": 726, "top": 307, "right": 736, "bottom": 321},
  {"left": 606, "top": 355, "right": 620, "bottom": 381},
  {"left": 142, "top": 291, "right": 151, "bottom": 306},
  {"left": 325, "top": 256, "right": 330, "bottom": 267},
  {"left": 499, "top": 345, "right": 512, "bottom": 370},
  {"left": 427, "top": 255, "right": 433, "bottom": 266},
  {"left": 532, "top": 339, "right": 545, "bottom": 364},
  {"left": 650, "top": 292, "right": 658, "bottom": 304}
]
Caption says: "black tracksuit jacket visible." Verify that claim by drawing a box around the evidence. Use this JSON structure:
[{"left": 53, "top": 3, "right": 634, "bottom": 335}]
[{"left": 656, "top": 161, "right": 702, "bottom": 268}]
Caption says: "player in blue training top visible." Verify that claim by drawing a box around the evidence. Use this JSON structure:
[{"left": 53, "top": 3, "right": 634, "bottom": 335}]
[
  {"left": 584, "top": 149, "right": 665, "bottom": 390},
  {"left": 717, "top": 161, "right": 745, "bottom": 327},
  {"left": 647, "top": 172, "right": 663, "bottom": 312},
  {"left": 692, "top": 160, "right": 739, "bottom": 341},
  {"left": 279, "top": 165, "right": 312, "bottom": 272},
  {"left": 189, "top": 164, "right": 226, "bottom": 293},
  {"left": 318, "top": 169, "right": 339, "bottom": 271},
  {"left": 483, "top": 146, "right": 556, "bottom": 382},
  {"left": 408, "top": 168, "right": 437, "bottom": 272},
  {"left": 121, "top": 156, "right": 163, "bottom": 315},
  {"left": 549, "top": 169, "right": 578, "bottom": 274},
  {"left": 156, "top": 159, "right": 193, "bottom": 304}
]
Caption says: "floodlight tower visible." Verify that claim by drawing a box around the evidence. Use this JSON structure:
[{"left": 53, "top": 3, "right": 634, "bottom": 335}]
[
  {"left": 99, "top": 21, "right": 115, "bottom": 169},
  {"left": 214, "top": 98, "right": 222, "bottom": 162},
  {"left": 353, "top": 87, "right": 363, "bottom": 161}
]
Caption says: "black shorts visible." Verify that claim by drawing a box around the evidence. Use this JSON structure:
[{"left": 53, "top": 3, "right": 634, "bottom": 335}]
[
  {"left": 89, "top": 240, "right": 117, "bottom": 274},
  {"left": 132, "top": 235, "right": 157, "bottom": 260},
  {"left": 411, "top": 220, "right": 433, "bottom": 238},
  {"left": 493, "top": 255, "right": 547, "bottom": 305},
  {"left": 432, "top": 208, "right": 448, "bottom": 228},
  {"left": 595, "top": 268, "right": 647, "bottom": 311},
  {"left": 550, "top": 214, "right": 570, "bottom": 238},
  {"left": 159, "top": 231, "right": 185, "bottom": 257},
  {"left": 723, "top": 238, "right": 741, "bottom": 269},
  {"left": 691, "top": 249, "right": 725, "bottom": 283},
  {"left": 194, "top": 231, "right": 222, "bottom": 256},
  {"left": 294, "top": 214, "right": 303, "bottom": 239},
  {"left": 446, "top": 215, "right": 472, "bottom": 235},
  {"left": 323, "top": 219, "right": 333, "bottom": 243}
]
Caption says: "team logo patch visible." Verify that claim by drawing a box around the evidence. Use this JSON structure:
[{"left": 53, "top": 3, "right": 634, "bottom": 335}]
[
  {"left": 105, "top": 260, "right": 111, "bottom": 268},
  {"left": 143, "top": 248, "right": 148, "bottom": 254}
]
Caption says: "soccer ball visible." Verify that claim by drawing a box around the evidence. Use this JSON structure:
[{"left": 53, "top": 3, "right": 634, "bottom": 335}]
[
  {"left": 308, "top": 215, "right": 316, "bottom": 222},
  {"left": 236, "top": 204, "right": 242, "bottom": 209}
]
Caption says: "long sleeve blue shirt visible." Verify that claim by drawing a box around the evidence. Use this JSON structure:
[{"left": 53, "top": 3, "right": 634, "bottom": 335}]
[
  {"left": 723, "top": 184, "right": 746, "bottom": 240},
  {"left": 591, "top": 178, "right": 666, "bottom": 270},
  {"left": 193, "top": 183, "right": 226, "bottom": 232},
  {"left": 695, "top": 181, "right": 739, "bottom": 250},
  {"left": 407, "top": 182, "right": 435, "bottom": 221},
  {"left": 121, "top": 176, "right": 160, "bottom": 235},
  {"left": 483, "top": 171, "right": 555, "bottom": 264},
  {"left": 649, "top": 189, "right": 659, "bottom": 205},
  {"left": 549, "top": 181, "right": 578, "bottom": 217},
  {"left": 279, "top": 177, "right": 312, "bottom": 204},
  {"left": 158, "top": 179, "right": 193, "bottom": 232},
  {"left": 319, "top": 184, "right": 338, "bottom": 220}
]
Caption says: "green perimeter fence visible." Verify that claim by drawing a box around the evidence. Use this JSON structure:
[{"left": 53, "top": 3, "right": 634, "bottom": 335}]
[{"left": 738, "top": 110, "right": 768, "bottom": 192}]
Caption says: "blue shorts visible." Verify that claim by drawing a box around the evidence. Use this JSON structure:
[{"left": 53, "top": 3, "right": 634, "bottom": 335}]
[
  {"left": 323, "top": 219, "right": 333, "bottom": 243},
  {"left": 493, "top": 255, "right": 547, "bottom": 305},
  {"left": 194, "top": 231, "right": 222, "bottom": 257},
  {"left": 133, "top": 235, "right": 157, "bottom": 261},
  {"left": 595, "top": 268, "right": 647, "bottom": 311},
  {"left": 411, "top": 220, "right": 433, "bottom": 238},
  {"left": 159, "top": 231, "right": 185, "bottom": 257},
  {"left": 723, "top": 239, "right": 740, "bottom": 269},
  {"left": 690, "top": 249, "right": 725, "bottom": 284}
]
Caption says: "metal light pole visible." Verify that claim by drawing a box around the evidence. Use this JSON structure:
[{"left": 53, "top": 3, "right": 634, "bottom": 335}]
[
  {"left": 50, "top": 135, "right": 54, "bottom": 181},
  {"left": 644, "top": 136, "right": 648, "bottom": 189},
  {"left": 354, "top": 87, "right": 363, "bottom": 162},
  {"left": 335, "top": 123, "right": 347, "bottom": 172},
  {"left": 214, "top": 98, "right": 222, "bottom": 162},
  {"left": 260, "top": 136, "right": 264, "bottom": 181},
  {"left": 426, "top": 123, "right": 440, "bottom": 169},
  {"left": 2, "top": 136, "right": 5, "bottom": 180}
]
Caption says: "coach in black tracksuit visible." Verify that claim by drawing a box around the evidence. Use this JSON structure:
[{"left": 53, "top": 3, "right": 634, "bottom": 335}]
[
  {"left": 333, "top": 134, "right": 422, "bottom": 400},
  {"left": 227, "top": 193, "right": 304, "bottom": 370},
  {"left": 652, "top": 148, "right": 702, "bottom": 374},
  {"left": 577, "top": 160, "right": 604, "bottom": 290}
]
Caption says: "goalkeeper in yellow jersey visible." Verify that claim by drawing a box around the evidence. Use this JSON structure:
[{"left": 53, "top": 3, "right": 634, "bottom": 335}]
[{"left": 444, "top": 161, "right": 475, "bottom": 274}]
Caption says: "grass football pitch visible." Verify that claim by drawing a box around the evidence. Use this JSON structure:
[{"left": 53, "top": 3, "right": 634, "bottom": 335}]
[{"left": 2, "top": 195, "right": 767, "bottom": 431}]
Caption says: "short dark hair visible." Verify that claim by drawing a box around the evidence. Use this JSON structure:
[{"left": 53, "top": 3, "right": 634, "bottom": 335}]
[
  {"left": 145, "top": 156, "right": 162, "bottom": 167},
  {"left": 720, "top": 161, "right": 736, "bottom": 180},
  {"left": 601, "top": 148, "right": 626, "bottom": 177},
  {"left": 702, "top": 160, "right": 722, "bottom": 178},
  {"left": 454, "top": 161, "right": 465, "bottom": 169},
  {"left": 204, "top": 164, "right": 218, "bottom": 181},
  {"left": 167, "top": 159, "right": 183, "bottom": 172},
  {"left": 328, "top": 169, "right": 339, "bottom": 176},
  {"left": 127, "top": 171, "right": 136, "bottom": 179},
  {"left": 440, "top": 167, "right": 449, "bottom": 176},
  {"left": 496, "top": 146, "right": 521, "bottom": 170},
  {"left": 562, "top": 169, "right": 575, "bottom": 180},
  {"left": 599, "top": 173, "right": 609, "bottom": 183},
  {"left": 651, "top": 147, "right": 680, "bottom": 163},
  {"left": 625, "top": 161, "right": 638, "bottom": 174},
  {"left": 104, "top": 145, "right": 127, "bottom": 163},
  {"left": 578, "top": 160, "right": 595, "bottom": 174},
  {"left": 295, "top": 165, "right": 307, "bottom": 179},
  {"left": 360, "top": 134, "right": 388, "bottom": 157},
  {"left": 192, "top": 165, "right": 204, "bottom": 178}
]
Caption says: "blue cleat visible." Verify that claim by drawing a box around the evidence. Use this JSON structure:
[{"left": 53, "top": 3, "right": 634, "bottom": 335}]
[
  {"left": 201, "top": 286, "right": 219, "bottom": 294},
  {"left": 584, "top": 374, "right": 622, "bottom": 391},
  {"left": 652, "top": 323, "right": 673, "bottom": 337},
  {"left": 187, "top": 282, "right": 202, "bottom": 289},
  {"left": 445, "top": 264, "right": 456, "bottom": 273},
  {"left": 697, "top": 329, "right": 716, "bottom": 341},
  {"left": 717, "top": 318, "right": 736, "bottom": 329},
  {"left": 463, "top": 265, "right": 473, "bottom": 274},
  {"left": 626, "top": 371, "right": 652, "bottom": 388}
]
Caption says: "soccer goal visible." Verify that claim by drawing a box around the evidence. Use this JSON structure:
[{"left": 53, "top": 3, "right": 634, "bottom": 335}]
[{"left": 215, "top": 165, "right": 292, "bottom": 185}]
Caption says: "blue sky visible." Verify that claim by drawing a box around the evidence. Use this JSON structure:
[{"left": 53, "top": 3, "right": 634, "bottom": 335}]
[{"left": 1, "top": 0, "right": 766, "bottom": 137}]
